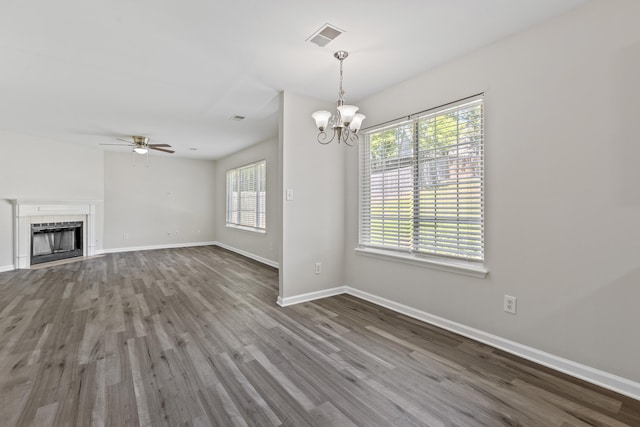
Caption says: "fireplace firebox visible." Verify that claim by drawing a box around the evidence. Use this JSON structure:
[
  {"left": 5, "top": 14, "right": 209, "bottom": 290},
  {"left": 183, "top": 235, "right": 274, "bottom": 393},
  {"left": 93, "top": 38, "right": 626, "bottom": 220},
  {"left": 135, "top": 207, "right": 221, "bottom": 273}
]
[{"left": 31, "top": 221, "right": 83, "bottom": 265}]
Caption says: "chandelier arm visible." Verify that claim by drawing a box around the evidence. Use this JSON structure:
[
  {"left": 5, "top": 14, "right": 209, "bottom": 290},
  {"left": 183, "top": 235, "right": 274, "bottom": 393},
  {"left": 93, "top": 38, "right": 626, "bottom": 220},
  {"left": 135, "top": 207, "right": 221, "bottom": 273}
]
[
  {"left": 345, "top": 131, "right": 360, "bottom": 147},
  {"left": 317, "top": 130, "right": 334, "bottom": 145}
]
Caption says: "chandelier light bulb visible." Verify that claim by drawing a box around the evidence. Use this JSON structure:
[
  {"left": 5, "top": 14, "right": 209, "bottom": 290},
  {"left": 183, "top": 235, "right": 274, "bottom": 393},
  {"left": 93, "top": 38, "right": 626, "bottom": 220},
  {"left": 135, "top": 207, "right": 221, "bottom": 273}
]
[
  {"left": 337, "top": 105, "right": 359, "bottom": 126},
  {"left": 349, "top": 113, "right": 366, "bottom": 133},
  {"left": 312, "top": 110, "right": 332, "bottom": 131}
]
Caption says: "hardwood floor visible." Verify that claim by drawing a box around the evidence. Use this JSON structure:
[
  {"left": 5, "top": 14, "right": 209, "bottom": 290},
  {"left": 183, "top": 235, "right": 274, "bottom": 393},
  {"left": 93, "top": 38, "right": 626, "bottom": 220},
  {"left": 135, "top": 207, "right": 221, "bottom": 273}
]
[{"left": 0, "top": 246, "right": 638, "bottom": 426}]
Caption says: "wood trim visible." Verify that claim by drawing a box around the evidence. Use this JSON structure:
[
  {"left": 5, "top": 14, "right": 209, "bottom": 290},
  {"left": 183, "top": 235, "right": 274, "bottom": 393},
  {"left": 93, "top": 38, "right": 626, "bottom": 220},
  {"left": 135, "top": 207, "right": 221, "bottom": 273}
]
[
  {"left": 276, "top": 286, "right": 345, "bottom": 307},
  {"left": 354, "top": 247, "right": 488, "bottom": 278},
  {"left": 102, "top": 241, "right": 218, "bottom": 254},
  {"left": 0, "top": 264, "right": 15, "bottom": 273},
  {"left": 213, "top": 241, "right": 278, "bottom": 269}
]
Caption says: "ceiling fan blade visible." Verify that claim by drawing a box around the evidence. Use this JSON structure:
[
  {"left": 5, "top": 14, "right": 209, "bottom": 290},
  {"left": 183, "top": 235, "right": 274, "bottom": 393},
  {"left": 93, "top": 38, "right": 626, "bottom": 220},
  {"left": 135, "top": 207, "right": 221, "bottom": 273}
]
[
  {"left": 99, "top": 143, "right": 132, "bottom": 146},
  {"left": 148, "top": 144, "right": 172, "bottom": 148},
  {"left": 150, "top": 147, "right": 175, "bottom": 154},
  {"left": 116, "top": 138, "right": 134, "bottom": 143}
]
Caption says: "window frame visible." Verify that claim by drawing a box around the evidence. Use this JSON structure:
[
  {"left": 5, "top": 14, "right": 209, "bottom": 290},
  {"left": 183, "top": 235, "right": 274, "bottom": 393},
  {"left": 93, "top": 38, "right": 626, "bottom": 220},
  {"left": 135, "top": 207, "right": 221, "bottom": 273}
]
[
  {"left": 357, "top": 95, "right": 487, "bottom": 277},
  {"left": 226, "top": 159, "right": 267, "bottom": 233}
]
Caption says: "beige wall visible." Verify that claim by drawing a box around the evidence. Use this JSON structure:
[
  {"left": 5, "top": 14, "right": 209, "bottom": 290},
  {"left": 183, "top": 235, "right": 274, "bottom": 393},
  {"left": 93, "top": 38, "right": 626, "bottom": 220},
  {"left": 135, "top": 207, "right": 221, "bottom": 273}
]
[
  {"left": 103, "top": 151, "right": 215, "bottom": 250},
  {"left": 0, "top": 132, "right": 104, "bottom": 269},
  {"left": 279, "top": 91, "right": 346, "bottom": 301},
  {"left": 344, "top": 0, "right": 640, "bottom": 382},
  {"left": 214, "top": 137, "right": 279, "bottom": 266}
]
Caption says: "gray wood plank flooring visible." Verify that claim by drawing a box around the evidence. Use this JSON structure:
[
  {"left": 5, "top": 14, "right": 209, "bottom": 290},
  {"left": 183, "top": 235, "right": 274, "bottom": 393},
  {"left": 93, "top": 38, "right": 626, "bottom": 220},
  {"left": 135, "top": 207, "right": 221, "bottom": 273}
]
[{"left": 0, "top": 246, "right": 638, "bottom": 426}]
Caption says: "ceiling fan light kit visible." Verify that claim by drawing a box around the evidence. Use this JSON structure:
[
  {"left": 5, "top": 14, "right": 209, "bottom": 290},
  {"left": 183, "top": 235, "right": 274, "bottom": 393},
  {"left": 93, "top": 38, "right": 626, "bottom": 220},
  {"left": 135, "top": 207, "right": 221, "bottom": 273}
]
[
  {"left": 100, "top": 135, "right": 175, "bottom": 154},
  {"left": 312, "top": 51, "right": 365, "bottom": 146}
]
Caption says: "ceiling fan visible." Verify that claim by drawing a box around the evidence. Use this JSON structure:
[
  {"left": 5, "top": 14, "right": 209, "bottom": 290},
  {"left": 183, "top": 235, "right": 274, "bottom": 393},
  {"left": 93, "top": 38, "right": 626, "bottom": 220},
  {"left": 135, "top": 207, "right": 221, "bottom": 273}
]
[{"left": 100, "top": 135, "right": 175, "bottom": 154}]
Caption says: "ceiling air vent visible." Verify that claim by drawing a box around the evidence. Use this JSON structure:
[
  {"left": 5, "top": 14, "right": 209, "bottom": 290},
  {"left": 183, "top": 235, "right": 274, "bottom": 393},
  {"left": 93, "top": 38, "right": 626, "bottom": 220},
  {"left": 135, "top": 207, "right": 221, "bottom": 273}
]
[
  {"left": 231, "top": 115, "right": 246, "bottom": 121},
  {"left": 307, "top": 23, "right": 344, "bottom": 47}
]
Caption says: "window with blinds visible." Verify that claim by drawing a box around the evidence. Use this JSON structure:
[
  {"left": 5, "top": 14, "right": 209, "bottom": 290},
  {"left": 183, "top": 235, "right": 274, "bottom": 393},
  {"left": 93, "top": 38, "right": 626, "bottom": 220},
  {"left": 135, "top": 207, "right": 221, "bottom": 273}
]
[
  {"left": 226, "top": 160, "right": 266, "bottom": 231},
  {"left": 360, "top": 97, "right": 484, "bottom": 262}
]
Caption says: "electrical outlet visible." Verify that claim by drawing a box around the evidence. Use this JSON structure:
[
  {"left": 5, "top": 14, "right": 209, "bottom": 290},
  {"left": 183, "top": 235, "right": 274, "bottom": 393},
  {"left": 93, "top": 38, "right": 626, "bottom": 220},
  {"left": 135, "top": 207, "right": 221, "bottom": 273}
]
[
  {"left": 315, "top": 262, "right": 321, "bottom": 274},
  {"left": 504, "top": 295, "right": 517, "bottom": 314},
  {"left": 123, "top": 232, "right": 129, "bottom": 240}
]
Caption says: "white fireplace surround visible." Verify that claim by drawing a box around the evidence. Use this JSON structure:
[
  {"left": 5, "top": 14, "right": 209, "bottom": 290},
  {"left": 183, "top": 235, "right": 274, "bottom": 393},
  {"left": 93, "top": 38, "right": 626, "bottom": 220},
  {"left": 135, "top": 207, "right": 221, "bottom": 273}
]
[{"left": 13, "top": 200, "right": 97, "bottom": 269}]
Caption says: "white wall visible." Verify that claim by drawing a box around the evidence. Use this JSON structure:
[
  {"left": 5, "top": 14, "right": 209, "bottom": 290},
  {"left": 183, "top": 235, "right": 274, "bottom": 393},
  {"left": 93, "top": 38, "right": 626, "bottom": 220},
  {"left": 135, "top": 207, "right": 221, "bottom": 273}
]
[
  {"left": 0, "top": 131, "right": 104, "bottom": 269},
  {"left": 279, "top": 91, "right": 346, "bottom": 301},
  {"left": 214, "top": 137, "right": 279, "bottom": 266},
  {"left": 344, "top": 0, "right": 640, "bottom": 383},
  {"left": 103, "top": 151, "right": 215, "bottom": 250}
]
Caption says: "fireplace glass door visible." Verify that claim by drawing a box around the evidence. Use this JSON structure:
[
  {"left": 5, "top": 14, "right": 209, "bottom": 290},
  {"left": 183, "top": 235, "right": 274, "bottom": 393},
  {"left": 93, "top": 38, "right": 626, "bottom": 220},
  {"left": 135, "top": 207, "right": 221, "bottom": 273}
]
[{"left": 31, "top": 222, "right": 83, "bottom": 265}]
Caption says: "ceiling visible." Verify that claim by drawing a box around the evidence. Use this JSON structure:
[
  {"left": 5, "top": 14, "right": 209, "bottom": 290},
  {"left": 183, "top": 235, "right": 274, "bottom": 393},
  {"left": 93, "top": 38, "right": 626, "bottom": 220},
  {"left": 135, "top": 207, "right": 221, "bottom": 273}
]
[{"left": 0, "top": 0, "right": 586, "bottom": 159}]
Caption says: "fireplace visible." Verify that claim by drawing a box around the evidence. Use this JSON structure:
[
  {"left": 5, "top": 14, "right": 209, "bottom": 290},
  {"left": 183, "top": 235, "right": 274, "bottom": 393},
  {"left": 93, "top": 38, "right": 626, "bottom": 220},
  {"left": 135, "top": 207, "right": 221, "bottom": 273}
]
[
  {"left": 31, "top": 221, "right": 84, "bottom": 265},
  {"left": 12, "top": 200, "right": 98, "bottom": 269}
]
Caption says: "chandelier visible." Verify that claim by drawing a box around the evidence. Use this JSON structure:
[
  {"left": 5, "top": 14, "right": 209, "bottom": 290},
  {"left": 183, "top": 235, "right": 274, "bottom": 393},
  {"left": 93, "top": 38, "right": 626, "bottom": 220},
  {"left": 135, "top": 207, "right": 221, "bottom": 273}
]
[{"left": 312, "top": 51, "right": 365, "bottom": 146}]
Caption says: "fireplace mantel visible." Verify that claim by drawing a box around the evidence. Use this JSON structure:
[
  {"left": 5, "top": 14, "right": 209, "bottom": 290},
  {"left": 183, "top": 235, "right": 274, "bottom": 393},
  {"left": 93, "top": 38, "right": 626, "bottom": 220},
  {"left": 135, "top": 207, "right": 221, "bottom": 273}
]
[{"left": 12, "top": 200, "right": 98, "bottom": 269}]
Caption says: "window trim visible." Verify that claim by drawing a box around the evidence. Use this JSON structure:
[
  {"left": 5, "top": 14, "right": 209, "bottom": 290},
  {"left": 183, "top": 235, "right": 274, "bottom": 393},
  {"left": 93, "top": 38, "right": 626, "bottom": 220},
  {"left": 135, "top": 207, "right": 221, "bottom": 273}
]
[
  {"left": 357, "top": 95, "right": 487, "bottom": 276},
  {"left": 225, "top": 223, "right": 267, "bottom": 234},
  {"left": 354, "top": 247, "right": 488, "bottom": 278},
  {"left": 226, "top": 159, "right": 266, "bottom": 233}
]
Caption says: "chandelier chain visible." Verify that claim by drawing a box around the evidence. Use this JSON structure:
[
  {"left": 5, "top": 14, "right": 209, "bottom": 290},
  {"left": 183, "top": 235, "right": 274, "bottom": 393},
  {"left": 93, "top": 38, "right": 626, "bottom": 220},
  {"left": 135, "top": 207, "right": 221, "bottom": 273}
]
[{"left": 338, "top": 57, "right": 345, "bottom": 102}]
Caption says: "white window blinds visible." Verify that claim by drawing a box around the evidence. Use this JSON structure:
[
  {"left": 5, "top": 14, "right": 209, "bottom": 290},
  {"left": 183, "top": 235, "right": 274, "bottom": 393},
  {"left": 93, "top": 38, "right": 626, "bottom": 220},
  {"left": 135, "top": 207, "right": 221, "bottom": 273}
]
[
  {"left": 226, "top": 160, "right": 266, "bottom": 231},
  {"left": 360, "top": 97, "right": 484, "bottom": 261}
]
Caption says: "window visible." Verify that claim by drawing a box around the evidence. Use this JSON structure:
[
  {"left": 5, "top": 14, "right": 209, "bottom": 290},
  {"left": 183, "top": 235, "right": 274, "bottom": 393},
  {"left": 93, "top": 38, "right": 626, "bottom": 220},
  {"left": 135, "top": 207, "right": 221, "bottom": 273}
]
[
  {"left": 226, "top": 160, "right": 266, "bottom": 232},
  {"left": 360, "top": 96, "right": 484, "bottom": 264}
]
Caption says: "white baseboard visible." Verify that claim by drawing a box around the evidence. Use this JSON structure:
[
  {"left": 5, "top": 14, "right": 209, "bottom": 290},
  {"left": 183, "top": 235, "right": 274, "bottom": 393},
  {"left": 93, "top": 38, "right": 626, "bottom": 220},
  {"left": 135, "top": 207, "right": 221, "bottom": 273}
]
[
  {"left": 91, "top": 241, "right": 279, "bottom": 269},
  {"left": 344, "top": 287, "right": 640, "bottom": 401},
  {"left": 213, "top": 241, "right": 279, "bottom": 269},
  {"left": 0, "top": 264, "right": 15, "bottom": 273},
  {"left": 277, "top": 286, "right": 345, "bottom": 307},
  {"left": 276, "top": 285, "right": 640, "bottom": 401},
  {"left": 102, "top": 241, "right": 217, "bottom": 254}
]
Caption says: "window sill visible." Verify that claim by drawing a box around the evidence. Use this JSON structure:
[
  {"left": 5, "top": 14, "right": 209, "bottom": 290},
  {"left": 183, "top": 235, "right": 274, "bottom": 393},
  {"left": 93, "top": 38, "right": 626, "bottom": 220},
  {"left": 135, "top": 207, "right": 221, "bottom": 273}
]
[
  {"left": 226, "top": 224, "right": 266, "bottom": 234},
  {"left": 354, "top": 247, "right": 488, "bottom": 278}
]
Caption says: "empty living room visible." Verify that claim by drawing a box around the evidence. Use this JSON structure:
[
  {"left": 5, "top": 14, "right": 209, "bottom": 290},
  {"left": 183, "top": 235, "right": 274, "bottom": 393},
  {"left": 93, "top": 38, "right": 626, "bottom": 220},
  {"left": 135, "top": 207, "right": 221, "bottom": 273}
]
[{"left": 1, "top": 1, "right": 639, "bottom": 426}]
